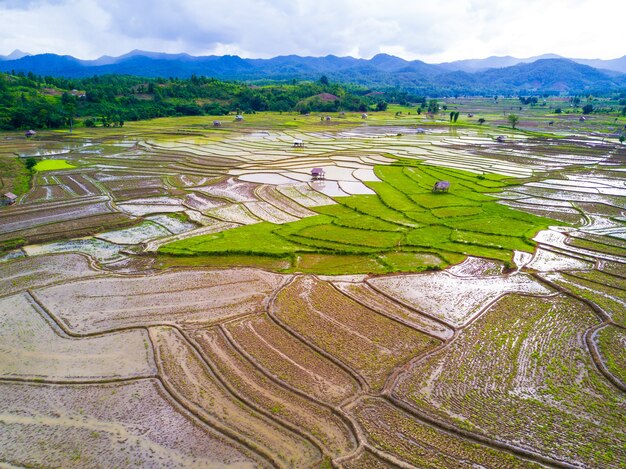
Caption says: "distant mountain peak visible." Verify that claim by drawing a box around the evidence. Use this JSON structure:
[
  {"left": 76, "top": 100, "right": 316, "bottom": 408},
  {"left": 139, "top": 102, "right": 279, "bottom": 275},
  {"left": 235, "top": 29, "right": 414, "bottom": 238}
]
[{"left": 0, "top": 49, "right": 30, "bottom": 61}]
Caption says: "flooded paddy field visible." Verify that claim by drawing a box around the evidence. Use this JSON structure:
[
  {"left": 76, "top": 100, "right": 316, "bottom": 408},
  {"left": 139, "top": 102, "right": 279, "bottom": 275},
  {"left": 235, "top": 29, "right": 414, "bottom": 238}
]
[{"left": 0, "top": 108, "right": 625, "bottom": 467}]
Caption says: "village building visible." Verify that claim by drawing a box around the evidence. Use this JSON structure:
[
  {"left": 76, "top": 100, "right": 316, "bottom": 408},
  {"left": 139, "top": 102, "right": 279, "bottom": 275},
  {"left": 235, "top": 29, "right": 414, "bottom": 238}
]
[
  {"left": 213, "top": 120, "right": 221, "bottom": 126},
  {"left": 292, "top": 139, "right": 305, "bottom": 148},
  {"left": 25, "top": 130, "right": 36, "bottom": 138},
  {"left": 361, "top": 113, "right": 368, "bottom": 119},
  {"left": 432, "top": 181, "right": 450, "bottom": 193},
  {"left": 311, "top": 168, "right": 325, "bottom": 180},
  {"left": 2, "top": 192, "right": 18, "bottom": 205},
  {"left": 235, "top": 115, "right": 244, "bottom": 121},
  {"left": 496, "top": 135, "right": 506, "bottom": 142}
]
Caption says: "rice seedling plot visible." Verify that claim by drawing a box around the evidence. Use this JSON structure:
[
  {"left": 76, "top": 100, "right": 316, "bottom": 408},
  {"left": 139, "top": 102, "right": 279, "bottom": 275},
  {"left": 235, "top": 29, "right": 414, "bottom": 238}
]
[
  {"left": 342, "top": 448, "right": 396, "bottom": 469},
  {"left": 32, "top": 159, "right": 77, "bottom": 172},
  {"left": 0, "top": 254, "right": 101, "bottom": 296},
  {"left": 189, "top": 326, "right": 357, "bottom": 457},
  {"left": 0, "top": 380, "right": 260, "bottom": 468},
  {"left": 272, "top": 276, "right": 440, "bottom": 390},
  {"left": 150, "top": 326, "right": 319, "bottom": 468},
  {"left": 0, "top": 293, "right": 155, "bottom": 380},
  {"left": 33, "top": 268, "right": 284, "bottom": 333},
  {"left": 333, "top": 281, "right": 453, "bottom": 340},
  {"left": 368, "top": 270, "right": 551, "bottom": 327},
  {"left": 396, "top": 293, "right": 626, "bottom": 468},
  {"left": 595, "top": 326, "right": 626, "bottom": 386},
  {"left": 224, "top": 314, "right": 359, "bottom": 404},
  {"left": 23, "top": 237, "right": 126, "bottom": 264},
  {"left": 541, "top": 271, "right": 626, "bottom": 325},
  {"left": 352, "top": 397, "right": 542, "bottom": 468}
]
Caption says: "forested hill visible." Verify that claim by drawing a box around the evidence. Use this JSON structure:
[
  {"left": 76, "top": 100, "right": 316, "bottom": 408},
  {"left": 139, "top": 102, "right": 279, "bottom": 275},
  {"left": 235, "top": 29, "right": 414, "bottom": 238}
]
[
  {"left": 0, "top": 72, "right": 400, "bottom": 130},
  {"left": 1, "top": 51, "right": 625, "bottom": 95}
]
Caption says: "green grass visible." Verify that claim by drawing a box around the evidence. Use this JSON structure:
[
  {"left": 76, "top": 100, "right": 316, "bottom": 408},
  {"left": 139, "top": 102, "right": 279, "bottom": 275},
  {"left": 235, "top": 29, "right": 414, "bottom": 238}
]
[
  {"left": 33, "top": 159, "right": 77, "bottom": 171},
  {"left": 160, "top": 163, "right": 565, "bottom": 273}
]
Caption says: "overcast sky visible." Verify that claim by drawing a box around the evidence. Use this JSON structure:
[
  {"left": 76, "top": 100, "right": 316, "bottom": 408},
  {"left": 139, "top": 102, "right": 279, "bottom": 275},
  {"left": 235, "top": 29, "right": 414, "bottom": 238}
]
[{"left": 0, "top": 0, "right": 624, "bottom": 62}]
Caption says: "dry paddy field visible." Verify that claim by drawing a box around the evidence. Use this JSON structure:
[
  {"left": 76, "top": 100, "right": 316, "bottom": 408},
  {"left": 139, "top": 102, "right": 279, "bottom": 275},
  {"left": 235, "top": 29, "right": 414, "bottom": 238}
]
[{"left": 0, "top": 110, "right": 625, "bottom": 467}]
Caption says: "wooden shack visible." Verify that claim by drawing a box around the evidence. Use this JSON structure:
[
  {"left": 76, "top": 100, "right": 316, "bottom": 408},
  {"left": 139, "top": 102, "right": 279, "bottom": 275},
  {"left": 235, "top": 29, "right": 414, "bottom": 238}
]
[
  {"left": 311, "top": 168, "right": 325, "bottom": 180},
  {"left": 432, "top": 181, "right": 450, "bottom": 193},
  {"left": 2, "top": 192, "right": 18, "bottom": 205}
]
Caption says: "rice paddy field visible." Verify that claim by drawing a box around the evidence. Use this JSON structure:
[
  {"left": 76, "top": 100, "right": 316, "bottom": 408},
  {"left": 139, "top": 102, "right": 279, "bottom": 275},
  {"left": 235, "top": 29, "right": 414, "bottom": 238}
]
[{"left": 0, "top": 101, "right": 625, "bottom": 468}]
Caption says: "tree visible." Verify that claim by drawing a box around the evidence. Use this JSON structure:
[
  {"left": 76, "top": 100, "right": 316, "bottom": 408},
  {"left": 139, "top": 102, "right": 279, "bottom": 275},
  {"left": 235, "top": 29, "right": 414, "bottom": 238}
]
[
  {"left": 478, "top": 118, "right": 486, "bottom": 125},
  {"left": 582, "top": 104, "right": 594, "bottom": 115},
  {"left": 376, "top": 101, "right": 388, "bottom": 111},
  {"left": 319, "top": 75, "right": 329, "bottom": 86},
  {"left": 453, "top": 111, "right": 460, "bottom": 123},
  {"left": 508, "top": 114, "right": 519, "bottom": 129},
  {"left": 619, "top": 135, "right": 625, "bottom": 145},
  {"left": 554, "top": 108, "right": 562, "bottom": 114},
  {"left": 24, "top": 157, "right": 37, "bottom": 171}
]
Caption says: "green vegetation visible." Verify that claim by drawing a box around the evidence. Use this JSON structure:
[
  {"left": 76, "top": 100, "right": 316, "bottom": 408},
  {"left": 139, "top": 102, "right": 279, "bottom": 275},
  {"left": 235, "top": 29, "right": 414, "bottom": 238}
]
[
  {"left": 33, "top": 159, "right": 76, "bottom": 172},
  {"left": 596, "top": 326, "right": 626, "bottom": 385},
  {"left": 0, "top": 156, "right": 31, "bottom": 195},
  {"left": 161, "top": 163, "right": 563, "bottom": 272},
  {"left": 0, "top": 72, "right": 388, "bottom": 130}
]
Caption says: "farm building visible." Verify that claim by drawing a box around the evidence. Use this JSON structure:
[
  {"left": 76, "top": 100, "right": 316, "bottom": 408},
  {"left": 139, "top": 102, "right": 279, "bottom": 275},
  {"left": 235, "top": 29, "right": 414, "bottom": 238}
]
[
  {"left": 213, "top": 120, "right": 221, "bottom": 127},
  {"left": 235, "top": 115, "right": 244, "bottom": 121},
  {"left": 311, "top": 168, "right": 325, "bottom": 180},
  {"left": 496, "top": 135, "right": 506, "bottom": 142},
  {"left": 416, "top": 128, "right": 426, "bottom": 134},
  {"left": 579, "top": 116, "right": 586, "bottom": 122},
  {"left": 2, "top": 192, "right": 18, "bottom": 205},
  {"left": 293, "top": 139, "right": 305, "bottom": 148},
  {"left": 325, "top": 116, "right": 331, "bottom": 121},
  {"left": 432, "top": 181, "right": 450, "bottom": 193},
  {"left": 25, "top": 130, "right": 36, "bottom": 138},
  {"left": 362, "top": 113, "right": 368, "bottom": 119}
]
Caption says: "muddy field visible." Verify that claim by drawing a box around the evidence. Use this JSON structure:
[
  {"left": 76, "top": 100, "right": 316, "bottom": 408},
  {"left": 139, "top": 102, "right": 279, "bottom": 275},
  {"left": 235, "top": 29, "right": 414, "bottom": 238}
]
[{"left": 0, "top": 110, "right": 624, "bottom": 468}]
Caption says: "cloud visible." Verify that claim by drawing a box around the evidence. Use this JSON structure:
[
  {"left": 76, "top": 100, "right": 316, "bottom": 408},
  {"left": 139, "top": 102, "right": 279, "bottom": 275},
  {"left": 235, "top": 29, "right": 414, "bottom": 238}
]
[{"left": 0, "top": 0, "right": 624, "bottom": 62}]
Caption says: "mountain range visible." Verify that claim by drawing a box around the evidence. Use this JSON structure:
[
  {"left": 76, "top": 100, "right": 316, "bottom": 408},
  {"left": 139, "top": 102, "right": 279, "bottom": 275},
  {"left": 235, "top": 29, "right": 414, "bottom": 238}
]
[{"left": 1, "top": 50, "right": 625, "bottom": 95}]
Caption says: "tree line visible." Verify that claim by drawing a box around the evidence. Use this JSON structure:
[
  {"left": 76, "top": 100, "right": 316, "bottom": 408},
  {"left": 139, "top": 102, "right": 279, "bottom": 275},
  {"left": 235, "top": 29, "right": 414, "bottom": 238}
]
[{"left": 0, "top": 72, "right": 399, "bottom": 130}]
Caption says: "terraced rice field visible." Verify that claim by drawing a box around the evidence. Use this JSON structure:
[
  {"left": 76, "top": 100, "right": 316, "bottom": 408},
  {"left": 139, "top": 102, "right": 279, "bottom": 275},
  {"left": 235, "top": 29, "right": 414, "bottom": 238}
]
[{"left": 0, "top": 107, "right": 624, "bottom": 467}]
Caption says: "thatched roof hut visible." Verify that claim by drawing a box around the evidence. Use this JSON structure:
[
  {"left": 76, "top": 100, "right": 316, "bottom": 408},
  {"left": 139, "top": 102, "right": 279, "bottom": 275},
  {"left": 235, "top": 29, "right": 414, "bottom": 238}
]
[
  {"left": 432, "top": 181, "right": 450, "bottom": 192},
  {"left": 293, "top": 139, "right": 304, "bottom": 148},
  {"left": 213, "top": 120, "right": 221, "bottom": 126},
  {"left": 311, "top": 167, "right": 325, "bottom": 179},
  {"left": 25, "top": 130, "right": 36, "bottom": 138}
]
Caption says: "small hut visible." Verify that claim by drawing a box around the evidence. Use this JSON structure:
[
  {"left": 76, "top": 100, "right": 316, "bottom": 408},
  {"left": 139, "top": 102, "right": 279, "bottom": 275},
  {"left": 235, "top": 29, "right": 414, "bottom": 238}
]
[
  {"left": 2, "top": 192, "right": 17, "bottom": 205},
  {"left": 325, "top": 116, "right": 331, "bottom": 121},
  {"left": 361, "top": 113, "right": 368, "bottom": 119},
  {"left": 579, "top": 116, "right": 586, "bottom": 122},
  {"left": 293, "top": 139, "right": 305, "bottom": 148},
  {"left": 432, "top": 181, "right": 450, "bottom": 193},
  {"left": 25, "top": 130, "right": 36, "bottom": 138},
  {"left": 415, "top": 128, "right": 426, "bottom": 134},
  {"left": 496, "top": 135, "right": 506, "bottom": 142},
  {"left": 213, "top": 120, "right": 221, "bottom": 127},
  {"left": 467, "top": 113, "right": 474, "bottom": 117},
  {"left": 311, "top": 168, "right": 325, "bottom": 180},
  {"left": 235, "top": 115, "right": 244, "bottom": 122}
]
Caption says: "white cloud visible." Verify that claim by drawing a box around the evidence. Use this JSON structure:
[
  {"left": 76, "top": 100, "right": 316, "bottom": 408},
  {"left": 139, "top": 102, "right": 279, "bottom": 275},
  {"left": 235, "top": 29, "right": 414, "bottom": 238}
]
[{"left": 0, "top": 0, "right": 624, "bottom": 62}]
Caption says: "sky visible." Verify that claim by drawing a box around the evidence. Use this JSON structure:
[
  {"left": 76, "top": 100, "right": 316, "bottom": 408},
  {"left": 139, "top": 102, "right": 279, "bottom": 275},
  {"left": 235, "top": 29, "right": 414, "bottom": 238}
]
[{"left": 0, "top": 0, "right": 624, "bottom": 63}]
